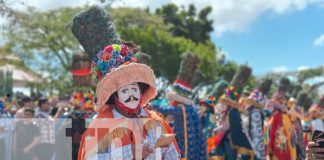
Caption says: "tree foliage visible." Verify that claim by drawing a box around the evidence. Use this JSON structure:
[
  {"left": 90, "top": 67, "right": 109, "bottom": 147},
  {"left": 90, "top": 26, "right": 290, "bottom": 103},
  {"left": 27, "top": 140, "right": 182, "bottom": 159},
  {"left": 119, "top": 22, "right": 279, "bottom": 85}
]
[
  {"left": 155, "top": 3, "right": 213, "bottom": 43},
  {"left": 4, "top": 7, "right": 84, "bottom": 71},
  {"left": 110, "top": 7, "right": 218, "bottom": 81}
]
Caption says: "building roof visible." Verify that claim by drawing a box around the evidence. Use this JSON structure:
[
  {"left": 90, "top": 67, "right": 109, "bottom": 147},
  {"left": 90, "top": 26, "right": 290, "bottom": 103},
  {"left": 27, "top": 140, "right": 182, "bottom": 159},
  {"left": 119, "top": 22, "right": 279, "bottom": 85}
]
[{"left": 0, "top": 64, "right": 42, "bottom": 86}]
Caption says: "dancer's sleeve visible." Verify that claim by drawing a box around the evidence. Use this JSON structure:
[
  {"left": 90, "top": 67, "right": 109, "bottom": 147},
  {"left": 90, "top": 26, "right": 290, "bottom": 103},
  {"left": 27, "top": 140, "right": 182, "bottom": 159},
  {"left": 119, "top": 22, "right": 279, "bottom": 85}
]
[{"left": 152, "top": 105, "right": 182, "bottom": 116}]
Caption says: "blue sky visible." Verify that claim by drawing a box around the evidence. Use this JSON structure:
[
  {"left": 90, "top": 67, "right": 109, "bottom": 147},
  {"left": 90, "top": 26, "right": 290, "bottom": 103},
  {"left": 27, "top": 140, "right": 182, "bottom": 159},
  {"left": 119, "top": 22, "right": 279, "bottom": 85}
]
[
  {"left": 213, "top": 4, "right": 324, "bottom": 75},
  {"left": 1, "top": 0, "right": 324, "bottom": 76}
]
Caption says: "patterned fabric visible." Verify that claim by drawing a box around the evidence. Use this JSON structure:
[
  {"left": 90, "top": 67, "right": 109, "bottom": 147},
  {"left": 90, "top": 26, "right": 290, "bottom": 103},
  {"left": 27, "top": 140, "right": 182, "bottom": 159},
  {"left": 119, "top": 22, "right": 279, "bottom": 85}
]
[
  {"left": 153, "top": 104, "right": 207, "bottom": 160},
  {"left": 268, "top": 111, "right": 296, "bottom": 160},
  {"left": 248, "top": 108, "right": 265, "bottom": 160},
  {"left": 201, "top": 111, "right": 216, "bottom": 139},
  {"left": 294, "top": 119, "right": 305, "bottom": 159},
  {"left": 79, "top": 106, "right": 180, "bottom": 160}
]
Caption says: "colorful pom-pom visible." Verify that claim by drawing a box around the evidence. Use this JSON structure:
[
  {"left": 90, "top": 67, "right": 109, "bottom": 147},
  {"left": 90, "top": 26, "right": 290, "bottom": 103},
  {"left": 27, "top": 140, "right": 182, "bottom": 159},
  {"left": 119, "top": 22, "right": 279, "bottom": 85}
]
[
  {"left": 112, "top": 50, "right": 120, "bottom": 58},
  {"left": 116, "top": 57, "right": 124, "bottom": 63},
  {"left": 108, "top": 59, "right": 116, "bottom": 66},
  {"left": 93, "top": 43, "right": 140, "bottom": 80},
  {"left": 124, "top": 55, "right": 131, "bottom": 61},
  {"left": 130, "top": 57, "right": 137, "bottom": 63},
  {"left": 127, "top": 51, "right": 133, "bottom": 57},
  {"left": 113, "top": 44, "right": 121, "bottom": 51},
  {"left": 120, "top": 46, "right": 129, "bottom": 56},
  {"left": 102, "top": 53, "right": 111, "bottom": 61},
  {"left": 104, "top": 45, "right": 113, "bottom": 53},
  {"left": 97, "top": 70, "right": 102, "bottom": 79}
]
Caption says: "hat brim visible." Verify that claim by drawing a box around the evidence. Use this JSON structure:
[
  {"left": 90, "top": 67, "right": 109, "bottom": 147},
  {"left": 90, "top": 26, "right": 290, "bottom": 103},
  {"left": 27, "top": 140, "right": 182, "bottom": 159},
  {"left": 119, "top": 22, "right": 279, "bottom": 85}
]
[{"left": 95, "top": 63, "right": 157, "bottom": 112}]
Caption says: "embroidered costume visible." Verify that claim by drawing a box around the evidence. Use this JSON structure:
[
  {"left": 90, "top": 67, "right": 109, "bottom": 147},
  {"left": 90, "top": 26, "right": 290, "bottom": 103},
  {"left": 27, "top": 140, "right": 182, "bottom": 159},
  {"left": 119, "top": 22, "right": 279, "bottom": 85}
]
[{"left": 71, "top": 6, "right": 180, "bottom": 160}]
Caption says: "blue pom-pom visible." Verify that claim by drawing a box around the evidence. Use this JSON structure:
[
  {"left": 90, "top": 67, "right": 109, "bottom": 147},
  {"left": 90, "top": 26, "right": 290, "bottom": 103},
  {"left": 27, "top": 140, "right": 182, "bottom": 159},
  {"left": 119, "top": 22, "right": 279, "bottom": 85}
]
[
  {"left": 127, "top": 51, "right": 132, "bottom": 57},
  {"left": 112, "top": 50, "right": 119, "bottom": 58},
  {"left": 97, "top": 60, "right": 109, "bottom": 71},
  {"left": 124, "top": 55, "right": 131, "bottom": 61},
  {"left": 108, "top": 59, "right": 116, "bottom": 66}
]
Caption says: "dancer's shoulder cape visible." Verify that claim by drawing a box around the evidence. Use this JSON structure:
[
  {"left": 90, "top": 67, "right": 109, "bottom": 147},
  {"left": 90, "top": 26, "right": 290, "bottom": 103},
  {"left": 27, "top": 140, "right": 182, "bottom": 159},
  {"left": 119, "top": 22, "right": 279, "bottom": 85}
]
[
  {"left": 268, "top": 111, "right": 296, "bottom": 160},
  {"left": 78, "top": 105, "right": 180, "bottom": 160},
  {"left": 228, "top": 108, "right": 255, "bottom": 158}
]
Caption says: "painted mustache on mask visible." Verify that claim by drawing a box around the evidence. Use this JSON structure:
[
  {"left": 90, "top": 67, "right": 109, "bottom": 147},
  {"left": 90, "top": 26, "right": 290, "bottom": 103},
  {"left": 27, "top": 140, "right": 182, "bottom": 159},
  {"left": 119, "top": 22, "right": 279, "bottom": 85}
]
[{"left": 124, "top": 96, "right": 139, "bottom": 103}]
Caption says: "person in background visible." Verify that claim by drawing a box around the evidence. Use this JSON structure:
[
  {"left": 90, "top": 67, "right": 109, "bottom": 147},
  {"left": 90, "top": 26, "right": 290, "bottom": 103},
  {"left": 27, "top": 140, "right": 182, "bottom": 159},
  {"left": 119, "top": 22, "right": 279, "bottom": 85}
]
[
  {"left": 35, "top": 98, "right": 55, "bottom": 160},
  {"left": 13, "top": 108, "right": 40, "bottom": 160},
  {"left": 15, "top": 96, "right": 33, "bottom": 118},
  {"left": 199, "top": 96, "right": 217, "bottom": 140},
  {"left": 0, "top": 99, "right": 8, "bottom": 160}
]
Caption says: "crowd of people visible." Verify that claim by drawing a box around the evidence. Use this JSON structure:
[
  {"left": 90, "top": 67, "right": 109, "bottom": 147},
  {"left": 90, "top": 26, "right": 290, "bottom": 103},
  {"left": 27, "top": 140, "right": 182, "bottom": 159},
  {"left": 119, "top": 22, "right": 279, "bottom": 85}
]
[
  {"left": 0, "top": 92, "right": 95, "bottom": 160},
  {"left": 0, "top": 86, "right": 323, "bottom": 160},
  {"left": 1, "top": 5, "right": 323, "bottom": 160}
]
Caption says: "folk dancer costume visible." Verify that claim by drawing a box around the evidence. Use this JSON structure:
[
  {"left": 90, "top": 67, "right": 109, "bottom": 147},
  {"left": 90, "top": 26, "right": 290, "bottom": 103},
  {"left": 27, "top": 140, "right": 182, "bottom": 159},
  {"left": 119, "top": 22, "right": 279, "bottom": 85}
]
[
  {"left": 199, "top": 96, "right": 217, "bottom": 140},
  {"left": 152, "top": 54, "right": 207, "bottom": 160},
  {"left": 287, "top": 98, "right": 305, "bottom": 160},
  {"left": 213, "top": 65, "right": 254, "bottom": 160},
  {"left": 72, "top": 6, "right": 180, "bottom": 160},
  {"left": 213, "top": 87, "right": 255, "bottom": 160},
  {"left": 240, "top": 90, "right": 266, "bottom": 160},
  {"left": 266, "top": 82, "right": 297, "bottom": 160},
  {"left": 240, "top": 79, "right": 272, "bottom": 160},
  {"left": 153, "top": 53, "right": 207, "bottom": 160}
]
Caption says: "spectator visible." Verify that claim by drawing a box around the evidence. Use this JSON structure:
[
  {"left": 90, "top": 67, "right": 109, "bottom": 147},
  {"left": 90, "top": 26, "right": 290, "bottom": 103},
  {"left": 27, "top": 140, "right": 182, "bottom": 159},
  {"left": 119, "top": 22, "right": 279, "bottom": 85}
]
[
  {"left": 35, "top": 98, "right": 55, "bottom": 160},
  {"left": 15, "top": 96, "right": 33, "bottom": 118},
  {"left": 13, "top": 109, "right": 40, "bottom": 160},
  {"left": 0, "top": 100, "right": 7, "bottom": 160}
]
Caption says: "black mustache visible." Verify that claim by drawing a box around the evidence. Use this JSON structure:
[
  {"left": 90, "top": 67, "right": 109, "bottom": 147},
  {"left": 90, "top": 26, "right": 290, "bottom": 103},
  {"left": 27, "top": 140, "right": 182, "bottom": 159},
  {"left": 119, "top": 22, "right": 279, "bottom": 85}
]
[{"left": 124, "top": 96, "right": 139, "bottom": 103}]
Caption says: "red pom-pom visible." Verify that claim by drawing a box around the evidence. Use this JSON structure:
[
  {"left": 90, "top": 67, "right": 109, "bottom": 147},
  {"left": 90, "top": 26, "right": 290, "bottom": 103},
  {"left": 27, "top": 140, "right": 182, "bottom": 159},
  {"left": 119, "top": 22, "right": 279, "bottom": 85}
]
[
  {"left": 120, "top": 46, "right": 129, "bottom": 56},
  {"left": 104, "top": 45, "right": 113, "bottom": 54},
  {"left": 102, "top": 53, "right": 111, "bottom": 61},
  {"left": 130, "top": 57, "right": 137, "bottom": 63},
  {"left": 97, "top": 70, "right": 102, "bottom": 79}
]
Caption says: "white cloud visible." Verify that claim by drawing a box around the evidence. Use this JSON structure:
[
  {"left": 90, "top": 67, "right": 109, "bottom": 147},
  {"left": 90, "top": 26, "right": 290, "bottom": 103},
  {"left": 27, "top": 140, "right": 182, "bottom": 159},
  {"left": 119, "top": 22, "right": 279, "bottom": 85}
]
[
  {"left": 3, "top": 0, "right": 323, "bottom": 36},
  {"left": 297, "top": 65, "right": 309, "bottom": 71},
  {"left": 313, "top": 34, "right": 324, "bottom": 47},
  {"left": 272, "top": 66, "right": 288, "bottom": 73},
  {"left": 112, "top": 0, "right": 323, "bottom": 36}
]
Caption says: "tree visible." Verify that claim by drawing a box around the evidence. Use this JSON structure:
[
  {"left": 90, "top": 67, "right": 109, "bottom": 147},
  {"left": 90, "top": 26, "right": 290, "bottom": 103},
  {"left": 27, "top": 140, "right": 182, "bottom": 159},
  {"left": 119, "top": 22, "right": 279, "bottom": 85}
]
[
  {"left": 155, "top": 3, "right": 213, "bottom": 43},
  {"left": 3, "top": 6, "right": 87, "bottom": 94},
  {"left": 4, "top": 7, "right": 84, "bottom": 71},
  {"left": 2, "top": 5, "right": 223, "bottom": 93},
  {"left": 110, "top": 7, "right": 218, "bottom": 81}
]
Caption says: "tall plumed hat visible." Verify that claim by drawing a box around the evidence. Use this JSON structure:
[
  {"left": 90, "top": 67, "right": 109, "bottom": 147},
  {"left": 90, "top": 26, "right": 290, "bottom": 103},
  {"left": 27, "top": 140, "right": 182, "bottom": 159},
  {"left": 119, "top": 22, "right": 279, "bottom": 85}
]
[
  {"left": 219, "top": 65, "right": 252, "bottom": 108},
  {"left": 71, "top": 6, "right": 157, "bottom": 111},
  {"left": 240, "top": 79, "right": 272, "bottom": 109},
  {"left": 167, "top": 53, "right": 199, "bottom": 105},
  {"left": 266, "top": 78, "right": 291, "bottom": 112}
]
